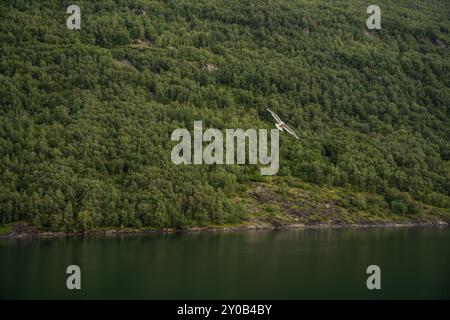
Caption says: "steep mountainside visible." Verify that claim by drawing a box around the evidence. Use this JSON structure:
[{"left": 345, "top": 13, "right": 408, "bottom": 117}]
[{"left": 0, "top": 0, "right": 449, "bottom": 231}]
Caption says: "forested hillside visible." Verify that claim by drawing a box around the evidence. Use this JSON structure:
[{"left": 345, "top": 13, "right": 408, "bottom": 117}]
[{"left": 1, "top": 0, "right": 449, "bottom": 232}]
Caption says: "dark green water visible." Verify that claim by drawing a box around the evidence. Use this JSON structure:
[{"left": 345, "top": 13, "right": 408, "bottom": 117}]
[{"left": 0, "top": 227, "right": 449, "bottom": 299}]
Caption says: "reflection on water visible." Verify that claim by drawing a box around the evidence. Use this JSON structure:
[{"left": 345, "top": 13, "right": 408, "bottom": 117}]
[{"left": 0, "top": 227, "right": 449, "bottom": 299}]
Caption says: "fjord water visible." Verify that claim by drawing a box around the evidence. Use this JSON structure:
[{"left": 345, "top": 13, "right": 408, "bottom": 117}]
[{"left": 0, "top": 227, "right": 449, "bottom": 299}]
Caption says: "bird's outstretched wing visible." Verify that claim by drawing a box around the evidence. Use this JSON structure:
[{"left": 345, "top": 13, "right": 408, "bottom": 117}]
[
  {"left": 281, "top": 123, "right": 300, "bottom": 140},
  {"left": 266, "top": 107, "right": 283, "bottom": 123},
  {"left": 265, "top": 106, "right": 300, "bottom": 140}
]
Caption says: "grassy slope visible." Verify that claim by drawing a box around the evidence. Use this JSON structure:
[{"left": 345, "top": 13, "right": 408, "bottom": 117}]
[{"left": 240, "top": 179, "right": 450, "bottom": 227}]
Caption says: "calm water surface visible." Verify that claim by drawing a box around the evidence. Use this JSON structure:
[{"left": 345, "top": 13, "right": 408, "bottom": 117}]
[{"left": 0, "top": 227, "right": 449, "bottom": 299}]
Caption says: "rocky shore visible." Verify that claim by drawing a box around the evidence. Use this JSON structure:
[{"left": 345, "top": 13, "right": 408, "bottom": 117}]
[{"left": 1, "top": 220, "right": 448, "bottom": 239}]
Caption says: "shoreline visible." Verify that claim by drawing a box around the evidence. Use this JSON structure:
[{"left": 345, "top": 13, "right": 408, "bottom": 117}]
[{"left": 1, "top": 220, "right": 448, "bottom": 239}]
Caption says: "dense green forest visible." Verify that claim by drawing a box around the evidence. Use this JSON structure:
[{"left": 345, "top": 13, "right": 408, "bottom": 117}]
[{"left": 0, "top": 0, "right": 449, "bottom": 232}]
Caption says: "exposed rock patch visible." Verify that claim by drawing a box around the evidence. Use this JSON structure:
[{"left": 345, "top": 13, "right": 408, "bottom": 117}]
[
  {"left": 113, "top": 58, "right": 136, "bottom": 70},
  {"left": 128, "top": 39, "right": 154, "bottom": 49},
  {"left": 432, "top": 38, "right": 446, "bottom": 48},
  {"left": 204, "top": 63, "right": 218, "bottom": 72}
]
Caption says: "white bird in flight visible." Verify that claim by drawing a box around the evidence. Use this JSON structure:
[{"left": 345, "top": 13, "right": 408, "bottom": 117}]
[{"left": 266, "top": 107, "right": 300, "bottom": 140}]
